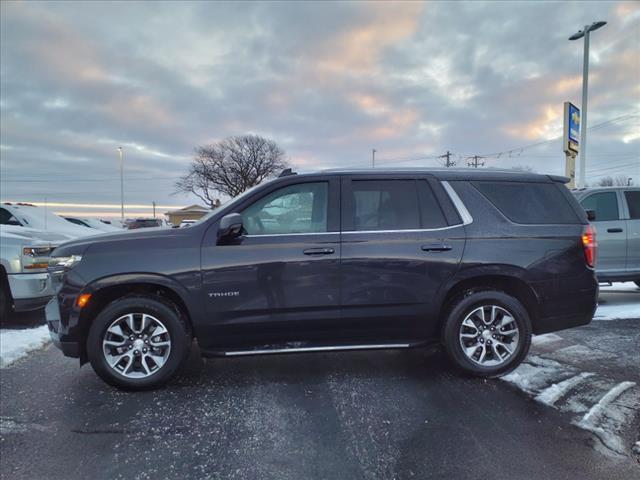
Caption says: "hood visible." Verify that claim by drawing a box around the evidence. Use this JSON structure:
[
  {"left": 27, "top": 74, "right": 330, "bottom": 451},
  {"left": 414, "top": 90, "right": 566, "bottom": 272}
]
[
  {"left": 0, "top": 224, "right": 75, "bottom": 243},
  {"left": 53, "top": 224, "right": 192, "bottom": 254}
]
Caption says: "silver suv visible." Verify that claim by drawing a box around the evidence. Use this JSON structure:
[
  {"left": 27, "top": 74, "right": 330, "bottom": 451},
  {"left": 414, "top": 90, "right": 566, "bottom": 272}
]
[{"left": 573, "top": 186, "right": 640, "bottom": 285}]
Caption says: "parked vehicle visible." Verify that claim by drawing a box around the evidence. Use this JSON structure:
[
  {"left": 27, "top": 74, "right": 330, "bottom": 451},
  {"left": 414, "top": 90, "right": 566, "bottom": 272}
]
[
  {"left": 179, "top": 219, "right": 197, "bottom": 228},
  {"left": 64, "top": 216, "right": 122, "bottom": 232},
  {"left": 1, "top": 203, "right": 102, "bottom": 238},
  {"left": 572, "top": 187, "right": 640, "bottom": 286},
  {"left": 46, "top": 168, "right": 597, "bottom": 390},
  {"left": 125, "top": 218, "right": 162, "bottom": 230},
  {"left": 0, "top": 225, "right": 64, "bottom": 318}
]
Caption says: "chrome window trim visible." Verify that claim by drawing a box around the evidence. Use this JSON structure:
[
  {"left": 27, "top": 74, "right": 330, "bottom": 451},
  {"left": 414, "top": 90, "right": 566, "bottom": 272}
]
[
  {"left": 441, "top": 181, "right": 473, "bottom": 225},
  {"left": 342, "top": 225, "right": 460, "bottom": 234},
  {"left": 244, "top": 231, "right": 336, "bottom": 238}
]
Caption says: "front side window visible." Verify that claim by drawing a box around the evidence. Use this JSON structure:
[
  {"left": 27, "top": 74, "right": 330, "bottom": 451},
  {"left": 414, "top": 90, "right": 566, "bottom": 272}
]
[
  {"left": 580, "top": 192, "right": 619, "bottom": 222},
  {"left": 624, "top": 191, "right": 640, "bottom": 219},
  {"left": 351, "top": 180, "right": 420, "bottom": 231},
  {"left": 242, "top": 182, "right": 328, "bottom": 235}
]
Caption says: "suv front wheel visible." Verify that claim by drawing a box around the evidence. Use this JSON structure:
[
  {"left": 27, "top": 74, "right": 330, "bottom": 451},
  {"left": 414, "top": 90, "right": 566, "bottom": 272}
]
[
  {"left": 87, "top": 296, "right": 192, "bottom": 390},
  {"left": 442, "top": 290, "right": 532, "bottom": 377}
]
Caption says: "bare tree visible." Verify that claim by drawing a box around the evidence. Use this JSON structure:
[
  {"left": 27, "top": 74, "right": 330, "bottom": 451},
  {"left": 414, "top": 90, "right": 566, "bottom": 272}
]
[
  {"left": 175, "top": 135, "right": 288, "bottom": 207},
  {"left": 598, "top": 175, "right": 633, "bottom": 187}
]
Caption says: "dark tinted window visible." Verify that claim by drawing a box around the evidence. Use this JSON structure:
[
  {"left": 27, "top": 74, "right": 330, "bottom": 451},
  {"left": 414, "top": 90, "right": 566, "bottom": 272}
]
[
  {"left": 580, "top": 192, "right": 619, "bottom": 221},
  {"left": 351, "top": 180, "right": 419, "bottom": 231},
  {"left": 624, "top": 191, "right": 640, "bottom": 219},
  {"left": 418, "top": 181, "right": 447, "bottom": 228},
  {"left": 0, "top": 208, "right": 21, "bottom": 226},
  {"left": 473, "top": 181, "right": 580, "bottom": 224}
]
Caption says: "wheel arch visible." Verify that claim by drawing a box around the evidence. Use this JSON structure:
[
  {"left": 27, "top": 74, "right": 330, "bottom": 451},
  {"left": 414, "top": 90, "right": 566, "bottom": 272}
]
[
  {"left": 77, "top": 274, "right": 197, "bottom": 359},
  {"left": 439, "top": 270, "right": 541, "bottom": 327}
]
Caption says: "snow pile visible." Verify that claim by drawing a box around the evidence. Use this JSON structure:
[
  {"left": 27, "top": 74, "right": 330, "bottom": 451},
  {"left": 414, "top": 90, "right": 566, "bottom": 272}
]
[
  {"left": 0, "top": 326, "right": 51, "bottom": 368},
  {"left": 595, "top": 282, "right": 640, "bottom": 321}
]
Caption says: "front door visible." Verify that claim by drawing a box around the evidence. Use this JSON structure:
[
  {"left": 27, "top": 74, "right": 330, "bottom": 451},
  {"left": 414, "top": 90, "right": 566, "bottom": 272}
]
[
  {"left": 199, "top": 177, "right": 341, "bottom": 350},
  {"left": 339, "top": 175, "right": 465, "bottom": 343},
  {"left": 580, "top": 191, "right": 627, "bottom": 274}
]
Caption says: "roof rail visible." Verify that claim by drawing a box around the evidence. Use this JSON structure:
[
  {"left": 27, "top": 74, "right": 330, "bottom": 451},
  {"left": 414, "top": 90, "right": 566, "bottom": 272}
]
[{"left": 278, "top": 168, "right": 297, "bottom": 177}]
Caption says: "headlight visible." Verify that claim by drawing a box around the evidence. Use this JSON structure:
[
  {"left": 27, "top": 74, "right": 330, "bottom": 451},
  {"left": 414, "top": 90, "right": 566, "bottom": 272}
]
[
  {"left": 22, "top": 246, "right": 53, "bottom": 271},
  {"left": 49, "top": 255, "right": 83, "bottom": 270}
]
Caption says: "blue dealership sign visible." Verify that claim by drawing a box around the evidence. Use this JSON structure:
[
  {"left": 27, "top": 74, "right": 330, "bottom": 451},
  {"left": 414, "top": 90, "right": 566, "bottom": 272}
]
[{"left": 563, "top": 101, "right": 580, "bottom": 153}]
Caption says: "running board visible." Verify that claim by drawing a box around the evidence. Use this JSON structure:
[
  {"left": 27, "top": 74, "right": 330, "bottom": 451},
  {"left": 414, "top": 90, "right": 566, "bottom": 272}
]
[{"left": 220, "top": 343, "right": 413, "bottom": 357}]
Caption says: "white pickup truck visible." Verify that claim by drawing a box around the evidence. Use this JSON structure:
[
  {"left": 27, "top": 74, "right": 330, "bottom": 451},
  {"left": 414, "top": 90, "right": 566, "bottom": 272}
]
[
  {"left": 0, "top": 203, "right": 104, "bottom": 319},
  {"left": 0, "top": 226, "right": 71, "bottom": 318}
]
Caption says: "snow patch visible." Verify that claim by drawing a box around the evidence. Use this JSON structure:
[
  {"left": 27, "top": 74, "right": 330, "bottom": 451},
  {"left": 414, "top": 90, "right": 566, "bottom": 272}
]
[
  {"left": 531, "top": 333, "right": 563, "bottom": 346},
  {"left": 576, "top": 381, "right": 638, "bottom": 456},
  {"left": 0, "top": 326, "right": 51, "bottom": 368},
  {"left": 594, "top": 303, "right": 640, "bottom": 321},
  {"left": 535, "top": 372, "right": 595, "bottom": 407}
]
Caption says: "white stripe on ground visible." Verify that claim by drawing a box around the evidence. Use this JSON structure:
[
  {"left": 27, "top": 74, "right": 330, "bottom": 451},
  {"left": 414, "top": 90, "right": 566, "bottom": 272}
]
[
  {"left": 535, "top": 372, "right": 595, "bottom": 407},
  {"left": 576, "top": 381, "right": 637, "bottom": 455}
]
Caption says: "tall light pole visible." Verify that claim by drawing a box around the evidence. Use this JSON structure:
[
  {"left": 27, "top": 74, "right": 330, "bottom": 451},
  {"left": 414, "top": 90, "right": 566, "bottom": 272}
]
[
  {"left": 117, "top": 146, "right": 124, "bottom": 222},
  {"left": 569, "top": 20, "right": 607, "bottom": 187}
]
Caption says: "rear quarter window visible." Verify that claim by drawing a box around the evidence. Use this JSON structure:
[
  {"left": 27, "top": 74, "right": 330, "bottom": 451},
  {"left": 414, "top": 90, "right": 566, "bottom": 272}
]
[{"left": 472, "top": 181, "right": 581, "bottom": 224}]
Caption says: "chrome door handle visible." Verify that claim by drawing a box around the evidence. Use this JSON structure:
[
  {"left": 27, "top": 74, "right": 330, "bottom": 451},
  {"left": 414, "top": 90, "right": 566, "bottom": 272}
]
[
  {"left": 421, "top": 244, "right": 452, "bottom": 252},
  {"left": 303, "top": 247, "right": 335, "bottom": 255}
]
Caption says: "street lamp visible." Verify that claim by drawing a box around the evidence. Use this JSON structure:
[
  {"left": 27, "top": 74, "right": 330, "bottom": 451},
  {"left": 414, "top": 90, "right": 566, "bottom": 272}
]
[
  {"left": 117, "top": 146, "right": 124, "bottom": 222},
  {"left": 569, "top": 20, "right": 607, "bottom": 188}
]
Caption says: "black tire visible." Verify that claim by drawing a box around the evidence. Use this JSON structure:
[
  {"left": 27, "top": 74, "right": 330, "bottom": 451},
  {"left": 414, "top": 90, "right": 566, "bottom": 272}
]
[
  {"left": 442, "top": 290, "right": 532, "bottom": 377},
  {"left": 634, "top": 280, "right": 640, "bottom": 289},
  {"left": 0, "top": 282, "right": 11, "bottom": 323},
  {"left": 87, "top": 295, "right": 192, "bottom": 390}
]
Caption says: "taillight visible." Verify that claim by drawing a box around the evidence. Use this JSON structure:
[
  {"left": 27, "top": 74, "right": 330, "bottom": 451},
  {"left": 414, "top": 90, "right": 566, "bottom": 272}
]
[{"left": 582, "top": 224, "right": 597, "bottom": 268}]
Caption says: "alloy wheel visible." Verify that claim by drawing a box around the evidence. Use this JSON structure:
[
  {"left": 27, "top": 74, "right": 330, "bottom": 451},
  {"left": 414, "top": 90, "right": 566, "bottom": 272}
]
[
  {"left": 102, "top": 313, "right": 171, "bottom": 378},
  {"left": 458, "top": 305, "right": 520, "bottom": 367}
]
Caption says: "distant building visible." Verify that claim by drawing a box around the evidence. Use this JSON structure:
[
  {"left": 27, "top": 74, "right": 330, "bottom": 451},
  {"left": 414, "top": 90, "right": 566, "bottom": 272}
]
[{"left": 165, "top": 204, "right": 211, "bottom": 226}]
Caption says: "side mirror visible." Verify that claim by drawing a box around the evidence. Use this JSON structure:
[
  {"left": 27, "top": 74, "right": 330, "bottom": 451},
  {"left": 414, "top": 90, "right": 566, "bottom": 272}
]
[
  {"left": 217, "top": 213, "right": 243, "bottom": 243},
  {"left": 586, "top": 209, "right": 596, "bottom": 221}
]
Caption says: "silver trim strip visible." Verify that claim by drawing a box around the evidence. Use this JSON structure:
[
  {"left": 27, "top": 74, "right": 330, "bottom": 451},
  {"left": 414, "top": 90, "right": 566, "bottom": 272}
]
[
  {"left": 442, "top": 181, "right": 473, "bottom": 225},
  {"left": 245, "top": 232, "right": 337, "bottom": 238},
  {"left": 223, "top": 343, "right": 411, "bottom": 356}
]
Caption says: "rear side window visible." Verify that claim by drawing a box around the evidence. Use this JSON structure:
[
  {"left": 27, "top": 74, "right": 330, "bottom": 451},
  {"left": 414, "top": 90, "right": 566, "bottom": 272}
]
[
  {"left": 351, "top": 180, "right": 420, "bottom": 231},
  {"left": 624, "top": 191, "right": 640, "bottom": 219},
  {"left": 580, "top": 192, "right": 619, "bottom": 221},
  {"left": 418, "top": 181, "right": 448, "bottom": 228},
  {"left": 472, "top": 181, "right": 580, "bottom": 224}
]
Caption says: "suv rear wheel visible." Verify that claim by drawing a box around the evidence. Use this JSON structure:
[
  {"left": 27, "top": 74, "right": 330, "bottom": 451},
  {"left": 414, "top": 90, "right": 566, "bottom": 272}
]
[
  {"left": 442, "top": 290, "right": 532, "bottom": 377},
  {"left": 87, "top": 296, "right": 191, "bottom": 390}
]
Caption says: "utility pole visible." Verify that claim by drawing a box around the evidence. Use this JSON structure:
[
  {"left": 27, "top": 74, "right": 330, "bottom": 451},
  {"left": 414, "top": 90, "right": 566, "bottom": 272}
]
[
  {"left": 117, "top": 146, "right": 124, "bottom": 222},
  {"left": 439, "top": 150, "right": 455, "bottom": 168},
  {"left": 152, "top": 201, "right": 156, "bottom": 218},
  {"left": 372, "top": 149, "right": 376, "bottom": 168},
  {"left": 467, "top": 155, "right": 485, "bottom": 168},
  {"left": 570, "top": 21, "right": 607, "bottom": 187}
]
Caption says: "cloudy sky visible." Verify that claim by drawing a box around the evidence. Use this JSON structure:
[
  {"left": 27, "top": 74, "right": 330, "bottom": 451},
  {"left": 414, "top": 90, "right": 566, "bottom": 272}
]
[{"left": 1, "top": 0, "right": 638, "bottom": 217}]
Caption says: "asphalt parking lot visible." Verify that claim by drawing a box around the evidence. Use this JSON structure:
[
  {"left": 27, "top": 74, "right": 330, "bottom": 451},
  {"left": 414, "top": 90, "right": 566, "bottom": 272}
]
[{"left": 1, "top": 287, "right": 639, "bottom": 480}]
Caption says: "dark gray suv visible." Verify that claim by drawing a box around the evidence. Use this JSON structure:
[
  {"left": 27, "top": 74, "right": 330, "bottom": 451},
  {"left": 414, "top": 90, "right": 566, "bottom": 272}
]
[{"left": 46, "top": 169, "right": 598, "bottom": 390}]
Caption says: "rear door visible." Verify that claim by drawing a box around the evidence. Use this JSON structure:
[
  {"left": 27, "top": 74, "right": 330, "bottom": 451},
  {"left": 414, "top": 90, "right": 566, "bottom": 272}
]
[
  {"left": 339, "top": 174, "right": 465, "bottom": 343},
  {"left": 579, "top": 191, "right": 626, "bottom": 274},
  {"left": 622, "top": 189, "right": 640, "bottom": 274}
]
